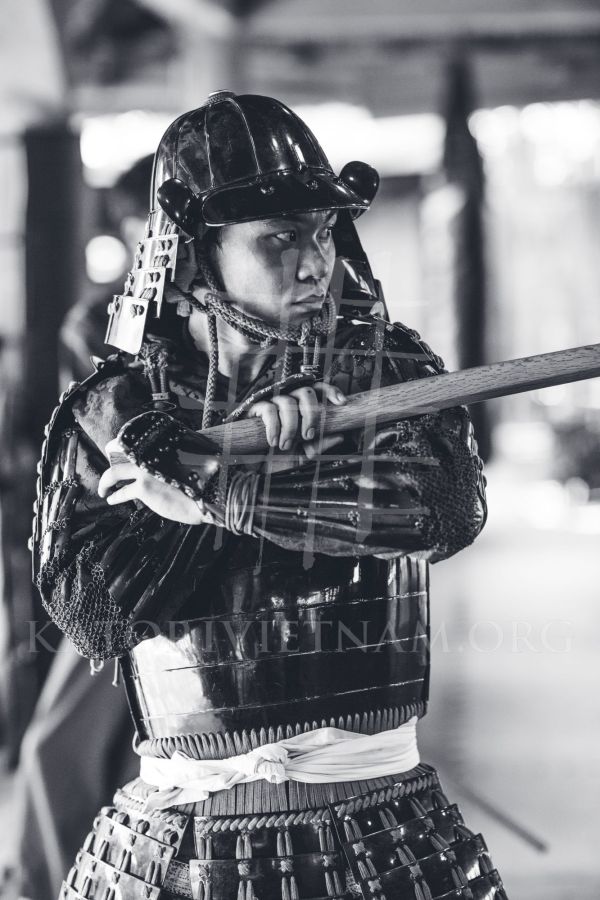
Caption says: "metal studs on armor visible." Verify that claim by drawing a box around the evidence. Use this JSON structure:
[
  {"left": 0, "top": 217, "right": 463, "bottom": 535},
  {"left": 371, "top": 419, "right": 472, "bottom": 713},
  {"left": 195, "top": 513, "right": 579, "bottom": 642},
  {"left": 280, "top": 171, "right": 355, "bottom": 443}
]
[{"left": 300, "top": 364, "right": 321, "bottom": 378}]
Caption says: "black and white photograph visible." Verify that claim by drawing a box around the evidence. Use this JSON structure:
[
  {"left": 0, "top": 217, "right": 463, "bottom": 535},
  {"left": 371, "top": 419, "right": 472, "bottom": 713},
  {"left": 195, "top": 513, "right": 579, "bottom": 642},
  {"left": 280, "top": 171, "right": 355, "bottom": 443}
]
[{"left": 0, "top": 2, "right": 599, "bottom": 899}]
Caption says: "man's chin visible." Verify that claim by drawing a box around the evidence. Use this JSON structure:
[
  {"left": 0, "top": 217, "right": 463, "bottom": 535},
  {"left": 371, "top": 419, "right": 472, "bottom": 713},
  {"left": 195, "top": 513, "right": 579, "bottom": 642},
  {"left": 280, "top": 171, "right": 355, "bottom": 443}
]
[
  {"left": 245, "top": 301, "right": 322, "bottom": 331},
  {"left": 289, "top": 299, "right": 324, "bottom": 318}
]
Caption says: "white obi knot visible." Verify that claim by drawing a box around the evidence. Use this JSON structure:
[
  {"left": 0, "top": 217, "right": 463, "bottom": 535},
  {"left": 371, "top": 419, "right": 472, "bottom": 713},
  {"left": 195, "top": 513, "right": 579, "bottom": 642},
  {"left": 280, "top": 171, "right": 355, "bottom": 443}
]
[
  {"left": 236, "top": 743, "right": 289, "bottom": 782},
  {"left": 140, "top": 717, "right": 419, "bottom": 811}
]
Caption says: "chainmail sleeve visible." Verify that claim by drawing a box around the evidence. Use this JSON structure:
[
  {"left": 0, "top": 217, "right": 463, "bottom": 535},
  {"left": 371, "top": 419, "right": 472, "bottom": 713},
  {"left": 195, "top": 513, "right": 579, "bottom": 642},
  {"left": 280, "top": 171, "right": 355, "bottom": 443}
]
[{"left": 32, "top": 363, "right": 223, "bottom": 660}]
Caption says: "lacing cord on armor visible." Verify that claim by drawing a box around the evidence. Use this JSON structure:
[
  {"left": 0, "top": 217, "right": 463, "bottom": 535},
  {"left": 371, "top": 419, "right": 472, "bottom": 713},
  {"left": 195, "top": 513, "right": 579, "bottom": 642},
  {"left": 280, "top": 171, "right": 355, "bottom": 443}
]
[
  {"left": 192, "top": 253, "right": 337, "bottom": 428},
  {"left": 224, "top": 470, "right": 260, "bottom": 535},
  {"left": 140, "top": 717, "right": 419, "bottom": 811},
  {"left": 139, "top": 342, "right": 172, "bottom": 405}
]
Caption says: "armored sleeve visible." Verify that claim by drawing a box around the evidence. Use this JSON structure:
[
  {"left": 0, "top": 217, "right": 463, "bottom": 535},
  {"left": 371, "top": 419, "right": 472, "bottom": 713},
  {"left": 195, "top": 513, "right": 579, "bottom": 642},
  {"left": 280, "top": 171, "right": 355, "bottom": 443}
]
[
  {"left": 118, "top": 320, "right": 487, "bottom": 561},
  {"left": 32, "top": 360, "right": 222, "bottom": 660},
  {"left": 249, "top": 320, "right": 486, "bottom": 559}
]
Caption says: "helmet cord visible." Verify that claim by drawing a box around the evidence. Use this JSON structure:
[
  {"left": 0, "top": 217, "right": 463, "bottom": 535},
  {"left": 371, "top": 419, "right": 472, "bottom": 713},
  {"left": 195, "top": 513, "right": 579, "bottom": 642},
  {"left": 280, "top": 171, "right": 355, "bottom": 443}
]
[{"left": 194, "top": 252, "right": 336, "bottom": 427}]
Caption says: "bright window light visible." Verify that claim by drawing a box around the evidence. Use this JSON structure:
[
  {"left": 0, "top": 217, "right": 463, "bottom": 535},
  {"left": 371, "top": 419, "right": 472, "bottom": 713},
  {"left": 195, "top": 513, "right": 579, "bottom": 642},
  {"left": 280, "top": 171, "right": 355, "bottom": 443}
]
[
  {"left": 470, "top": 100, "right": 600, "bottom": 186},
  {"left": 79, "top": 111, "right": 172, "bottom": 187},
  {"left": 85, "top": 235, "right": 128, "bottom": 284},
  {"left": 294, "top": 103, "right": 444, "bottom": 175}
]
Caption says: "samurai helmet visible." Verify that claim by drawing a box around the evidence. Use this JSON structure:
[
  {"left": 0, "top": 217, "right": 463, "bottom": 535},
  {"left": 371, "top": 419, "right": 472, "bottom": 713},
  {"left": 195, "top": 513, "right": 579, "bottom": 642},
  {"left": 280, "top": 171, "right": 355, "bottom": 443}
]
[
  {"left": 153, "top": 90, "right": 378, "bottom": 234},
  {"left": 105, "top": 90, "right": 382, "bottom": 356}
]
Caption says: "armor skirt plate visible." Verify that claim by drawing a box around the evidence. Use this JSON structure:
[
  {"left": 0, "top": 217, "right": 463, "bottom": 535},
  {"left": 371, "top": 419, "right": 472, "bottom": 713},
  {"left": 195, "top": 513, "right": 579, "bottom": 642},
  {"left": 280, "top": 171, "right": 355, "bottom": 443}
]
[{"left": 59, "top": 764, "right": 508, "bottom": 900}]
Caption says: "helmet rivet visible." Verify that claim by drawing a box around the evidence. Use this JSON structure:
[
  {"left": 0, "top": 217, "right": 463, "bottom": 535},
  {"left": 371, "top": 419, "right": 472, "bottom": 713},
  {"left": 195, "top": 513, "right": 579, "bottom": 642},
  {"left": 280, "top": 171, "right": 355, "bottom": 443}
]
[
  {"left": 306, "top": 179, "right": 318, "bottom": 190},
  {"left": 260, "top": 184, "right": 275, "bottom": 195}
]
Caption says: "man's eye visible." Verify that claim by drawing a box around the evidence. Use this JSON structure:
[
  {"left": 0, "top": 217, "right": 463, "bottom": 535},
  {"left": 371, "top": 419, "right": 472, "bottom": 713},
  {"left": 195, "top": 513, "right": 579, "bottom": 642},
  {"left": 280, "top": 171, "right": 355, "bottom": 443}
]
[
  {"left": 319, "top": 227, "right": 334, "bottom": 241},
  {"left": 273, "top": 230, "right": 297, "bottom": 243}
]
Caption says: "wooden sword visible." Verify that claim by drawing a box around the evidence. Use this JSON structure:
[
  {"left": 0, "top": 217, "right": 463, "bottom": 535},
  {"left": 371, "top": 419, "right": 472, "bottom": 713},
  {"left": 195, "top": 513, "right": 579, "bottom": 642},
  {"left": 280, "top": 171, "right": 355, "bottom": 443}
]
[{"left": 200, "top": 342, "right": 600, "bottom": 456}]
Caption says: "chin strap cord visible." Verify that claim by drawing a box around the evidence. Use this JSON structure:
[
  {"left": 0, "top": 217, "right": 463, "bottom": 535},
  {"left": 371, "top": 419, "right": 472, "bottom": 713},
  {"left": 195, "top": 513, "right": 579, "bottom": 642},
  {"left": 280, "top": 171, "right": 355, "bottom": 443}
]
[
  {"left": 193, "top": 253, "right": 337, "bottom": 428},
  {"left": 203, "top": 310, "right": 220, "bottom": 429}
]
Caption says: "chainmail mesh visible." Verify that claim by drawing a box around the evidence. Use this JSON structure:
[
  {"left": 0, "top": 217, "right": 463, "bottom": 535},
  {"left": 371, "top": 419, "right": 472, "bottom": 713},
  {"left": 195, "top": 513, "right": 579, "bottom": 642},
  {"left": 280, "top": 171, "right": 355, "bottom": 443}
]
[
  {"left": 37, "top": 544, "right": 133, "bottom": 660},
  {"left": 372, "top": 411, "right": 486, "bottom": 559}
]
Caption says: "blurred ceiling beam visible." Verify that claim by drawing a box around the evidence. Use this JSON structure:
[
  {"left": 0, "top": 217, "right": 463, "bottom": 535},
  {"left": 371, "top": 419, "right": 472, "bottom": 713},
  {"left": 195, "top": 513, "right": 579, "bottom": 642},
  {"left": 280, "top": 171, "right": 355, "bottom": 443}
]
[
  {"left": 245, "top": 1, "right": 600, "bottom": 113},
  {"left": 52, "top": 0, "right": 600, "bottom": 117},
  {"left": 247, "top": 40, "right": 600, "bottom": 115},
  {"left": 248, "top": 2, "right": 600, "bottom": 45}
]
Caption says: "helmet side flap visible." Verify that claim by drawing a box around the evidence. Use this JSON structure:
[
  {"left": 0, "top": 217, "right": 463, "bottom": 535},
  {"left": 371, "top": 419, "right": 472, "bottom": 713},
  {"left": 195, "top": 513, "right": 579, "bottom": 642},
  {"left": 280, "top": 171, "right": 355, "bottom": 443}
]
[
  {"left": 104, "top": 107, "right": 197, "bottom": 354},
  {"left": 104, "top": 227, "right": 180, "bottom": 355},
  {"left": 332, "top": 210, "right": 389, "bottom": 321}
]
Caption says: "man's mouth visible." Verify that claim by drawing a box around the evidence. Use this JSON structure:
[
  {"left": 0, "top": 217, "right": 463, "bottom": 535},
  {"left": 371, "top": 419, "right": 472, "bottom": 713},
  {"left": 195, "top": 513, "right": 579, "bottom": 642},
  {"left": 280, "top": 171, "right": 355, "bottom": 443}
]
[{"left": 293, "top": 293, "right": 325, "bottom": 305}]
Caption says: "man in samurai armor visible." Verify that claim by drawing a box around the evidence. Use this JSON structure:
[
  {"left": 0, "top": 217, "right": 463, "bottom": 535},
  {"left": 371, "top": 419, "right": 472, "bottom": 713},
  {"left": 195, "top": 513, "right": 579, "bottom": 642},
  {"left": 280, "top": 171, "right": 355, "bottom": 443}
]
[{"left": 32, "top": 91, "right": 508, "bottom": 900}]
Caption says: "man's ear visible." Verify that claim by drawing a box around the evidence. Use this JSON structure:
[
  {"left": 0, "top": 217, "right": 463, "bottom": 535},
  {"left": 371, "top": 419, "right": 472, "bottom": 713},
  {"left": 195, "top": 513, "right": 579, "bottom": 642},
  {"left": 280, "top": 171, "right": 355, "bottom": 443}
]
[{"left": 193, "top": 230, "right": 225, "bottom": 294}]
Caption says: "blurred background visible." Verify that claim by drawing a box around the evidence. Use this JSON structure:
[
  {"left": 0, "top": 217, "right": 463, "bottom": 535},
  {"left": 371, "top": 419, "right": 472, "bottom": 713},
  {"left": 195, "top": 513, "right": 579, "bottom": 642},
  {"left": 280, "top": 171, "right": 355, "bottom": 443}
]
[{"left": 1, "top": 1, "right": 600, "bottom": 898}]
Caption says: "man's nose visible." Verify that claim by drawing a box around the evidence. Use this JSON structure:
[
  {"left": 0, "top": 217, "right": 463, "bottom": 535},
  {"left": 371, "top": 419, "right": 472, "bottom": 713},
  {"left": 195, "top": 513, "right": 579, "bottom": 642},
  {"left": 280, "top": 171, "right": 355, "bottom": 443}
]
[{"left": 296, "top": 240, "right": 330, "bottom": 283}]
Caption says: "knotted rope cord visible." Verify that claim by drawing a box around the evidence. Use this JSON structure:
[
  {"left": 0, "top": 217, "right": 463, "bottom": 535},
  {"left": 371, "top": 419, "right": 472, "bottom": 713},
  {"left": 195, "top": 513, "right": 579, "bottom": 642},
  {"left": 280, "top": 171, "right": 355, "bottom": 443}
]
[
  {"left": 193, "top": 252, "right": 337, "bottom": 427},
  {"left": 196, "top": 255, "right": 222, "bottom": 429},
  {"left": 225, "top": 470, "right": 260, "bottom": 535},
  {"left": 195, "top": 282, "right": 337, "bottom": 348},
  {"left": 203, "top": 311, "right": 219, "bottom": 430}
]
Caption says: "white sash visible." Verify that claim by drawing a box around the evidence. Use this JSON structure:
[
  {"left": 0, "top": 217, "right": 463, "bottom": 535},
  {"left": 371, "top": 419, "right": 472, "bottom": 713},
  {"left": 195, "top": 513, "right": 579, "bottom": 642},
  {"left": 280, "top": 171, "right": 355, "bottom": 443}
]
[{"left": 140, "top": 716, "right": 419, "bottom": 810}]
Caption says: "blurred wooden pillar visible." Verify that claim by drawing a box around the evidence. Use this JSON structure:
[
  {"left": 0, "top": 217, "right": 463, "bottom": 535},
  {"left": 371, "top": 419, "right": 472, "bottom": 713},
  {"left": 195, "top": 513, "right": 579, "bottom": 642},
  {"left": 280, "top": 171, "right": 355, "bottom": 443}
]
[
  {"left": 23, "top": 121, "right": 82, "bottom": 441},
  {"left": 163, "top": 2, "right": 250, "bottom": 107},
  {"left": 180, "top": 31, "right": 239, "bottom": 106},
  {"left": 442, "top": 57, "right": 491, "bottom": 461},
  {"left": 0, "top": 121, "right": 80, "bottom": 764}
]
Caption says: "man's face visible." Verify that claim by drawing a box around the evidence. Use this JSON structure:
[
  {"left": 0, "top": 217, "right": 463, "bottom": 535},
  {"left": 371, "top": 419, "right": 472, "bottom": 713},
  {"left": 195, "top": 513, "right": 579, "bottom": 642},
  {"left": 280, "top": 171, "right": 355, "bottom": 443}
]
[{"left": 209, "top": 210, "right": 337, "bottom": 329}]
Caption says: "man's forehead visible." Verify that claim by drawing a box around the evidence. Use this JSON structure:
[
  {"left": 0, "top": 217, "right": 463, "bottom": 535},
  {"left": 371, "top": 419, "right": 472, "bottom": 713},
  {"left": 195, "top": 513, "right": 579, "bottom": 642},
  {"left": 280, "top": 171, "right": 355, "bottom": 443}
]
[{"left": 258, "top": 210, "right": 338, "bottom": 227}]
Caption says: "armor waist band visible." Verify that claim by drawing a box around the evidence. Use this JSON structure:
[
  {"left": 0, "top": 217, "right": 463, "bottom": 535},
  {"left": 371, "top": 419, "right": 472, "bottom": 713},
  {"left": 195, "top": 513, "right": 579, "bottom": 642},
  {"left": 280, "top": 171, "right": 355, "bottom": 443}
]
[{"left": 139, "top": 716, "right": 419, "bottom": 811}]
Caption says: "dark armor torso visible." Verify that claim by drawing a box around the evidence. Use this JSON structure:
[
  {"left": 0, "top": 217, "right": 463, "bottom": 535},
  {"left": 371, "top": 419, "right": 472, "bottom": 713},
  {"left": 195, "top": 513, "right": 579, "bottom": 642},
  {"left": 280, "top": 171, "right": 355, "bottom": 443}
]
[
  {"left": 33, "top": 315, "right": 484, "bottom": 760},
  {"left": 123, "top": 540, "right": 429, "bottom": 755}
]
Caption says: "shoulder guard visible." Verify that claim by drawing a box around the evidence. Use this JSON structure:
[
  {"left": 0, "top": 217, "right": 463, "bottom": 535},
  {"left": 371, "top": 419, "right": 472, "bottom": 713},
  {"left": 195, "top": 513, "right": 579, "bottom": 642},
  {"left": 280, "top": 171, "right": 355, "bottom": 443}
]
[
  {"left": 379, "top": 318, "right": 446, "bottom": 375},
  {"left": 30, "top": 354, "right": 129, "bottom": 558},
  {"left": 333, "top": 314, "right": 446, "bottom": 384}
]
